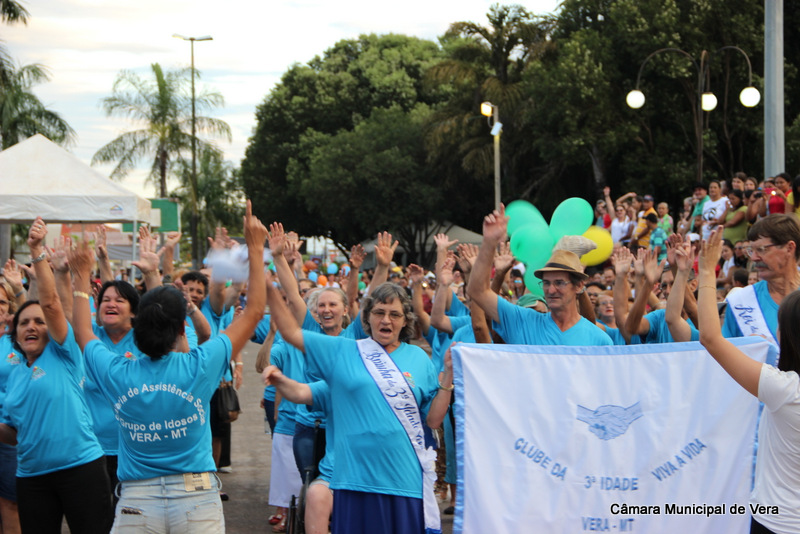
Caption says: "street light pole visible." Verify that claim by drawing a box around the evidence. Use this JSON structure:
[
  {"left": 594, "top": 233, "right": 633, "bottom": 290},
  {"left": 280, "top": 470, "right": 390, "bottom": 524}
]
[
  {"left": 625, "top": 47, "right": 760, "bottom": 184},
  {"left": 481, "top": 101, "right": 503, "bottom": 210},
  {"left": 174, "top": 34, "right": 212, "bottom": 269}
]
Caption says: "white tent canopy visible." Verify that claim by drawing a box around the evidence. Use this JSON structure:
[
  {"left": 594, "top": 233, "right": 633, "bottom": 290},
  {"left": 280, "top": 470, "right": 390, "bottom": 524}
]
[{"left": 0, "top": 134, "right": 152, "bottom": 224}]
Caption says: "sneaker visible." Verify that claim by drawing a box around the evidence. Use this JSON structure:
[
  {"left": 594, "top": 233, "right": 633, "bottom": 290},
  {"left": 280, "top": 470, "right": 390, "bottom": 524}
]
[{"left": 218, "top": 466, "right": 233, "bottom": 473}]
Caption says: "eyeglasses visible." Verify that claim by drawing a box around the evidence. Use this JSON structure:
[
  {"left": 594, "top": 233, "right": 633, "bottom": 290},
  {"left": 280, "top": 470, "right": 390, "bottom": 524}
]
[
  {"left": 371, "top": 309, "right": 405, "bottom": 321},
  {"left": 745, "top": 243, "right": 782, "bottom": 257},
  {"left": 539, "top": 280, "right": 572, "bottom": 290}
]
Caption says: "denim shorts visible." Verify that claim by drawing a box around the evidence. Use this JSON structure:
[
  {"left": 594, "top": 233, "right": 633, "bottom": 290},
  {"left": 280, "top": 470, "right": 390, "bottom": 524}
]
[{"left": 112, "top": 472, "right": 224, "bottom": 533}]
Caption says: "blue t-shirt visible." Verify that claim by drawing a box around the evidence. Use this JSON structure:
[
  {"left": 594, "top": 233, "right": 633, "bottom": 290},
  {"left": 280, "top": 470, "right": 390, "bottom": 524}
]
[
  {"left": 200, "top": 297, "right": 234, "bottom": 340},
  {"left": 722, "top": 281, "right": 778, "bottom": 340},
  {"left": 424, "top": 316, "right": 472, "bottom": 373},
  {"left": 643, "top": 309, "right": 699, "bottom": 344},
  {"left": 83, "top": 334, "right": 232, "bottom": 481},
  {"left": 494, "top": 296, "right": 613, "bottom": 346},
  {"left": 3, "top": 326, "right": 104, "bottom": 477},
  {"left": 0, "top": 335, "right": 23, "bottom": 419},
  {"left": 270, "top": 338, "right": 301, "bottom": 435},
  {"left": 303, "top": 333, "right": 438, "bottom": 498},
  {"left": 596, "top": 321, "right": 642, "bottom": 346},
  {"left": 447, "top": 293, "right": 470, "bottom": 317},
  {"left": 86, "top": 324, "right": 143, "bottom": 455},
  {"left": 252, "top": 313, "right": 272, "bottom": 344}
]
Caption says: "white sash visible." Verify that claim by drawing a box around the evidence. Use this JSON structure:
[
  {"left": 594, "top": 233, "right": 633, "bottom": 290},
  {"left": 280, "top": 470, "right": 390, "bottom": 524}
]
[
  {"left": 726, "top": 284, "right": 778, "bottom": 347},
  {"left": 357, "top": 338, "right": 441, "bottom": 534}
]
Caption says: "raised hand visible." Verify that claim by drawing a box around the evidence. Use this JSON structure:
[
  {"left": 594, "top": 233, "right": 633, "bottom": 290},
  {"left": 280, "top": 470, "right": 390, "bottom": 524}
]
[
  {"left": 27, "top": 217, "right": 47, "bottom": 251},
  {"left": 407, "top": 263, "right": 425, "bottom": 285},
  {"left": 208, "top": 226, "right": 233, "bottom": 251},
  {"left": 493, "top": 241, "right": 514, "bottom": 273},
  {"left": 132, "top": 229, "right": 160, "bottom": 274},
  {"left": 67, "top": 239, "right": 96, "bottom": 278},
  {"left": 612, "top": 247, "right": 633, "bottom": 277},
  {"left": 438, "top": 253, "right": 456, "bottom": 287},
  {"left": 95, "top": 224, "right": 108, "bottom": 260},
  {"left": 244, "top": 200, "right": 268, "bottom": 250},
  {"left": 374, "top": 231, "right": 399, "bottom": 267},
  {"left": 641, "top": 248, "right": 664, "bottom": 286},
  {"left": 456, "top": 243, "right": 479, "bottom": 273},
  {"left": 267, "top": 223, "right": 286, "bottom": 256},
  {"left": 673, "top": 241, "right": 695, "bottom": 273},
  {"left": 3, "top": 259, "right": 24, "bottom": 291},
  {"left": 482, "top": 205, "right": 508, "bottom": 243},
  {"left": 350, "top": 244, "right": 366, "bottom": 270},
  {"left": 433, "top": 233, "right": 458, "bottom": 253},
  {"left": 699, "top": 227, "right": 724, "bottom": 276},
  {"left": 48, "top": 235, "right": 71, "bottom": 273}
]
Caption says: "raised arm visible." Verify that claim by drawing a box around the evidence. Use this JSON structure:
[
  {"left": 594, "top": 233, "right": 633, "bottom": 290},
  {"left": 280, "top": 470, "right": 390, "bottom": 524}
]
[
  {"left": 612, "top": 247, "right": 634, "bottom": 342},
  {"left": 407, "top": 263, "right": 431, "bottom": 336},
  {"left": 68, "top": 239, "right": 100, "bottom": 350},
  {"left": 698, "top": 228, "right": 760, "bottom": 396},
  {"left": 491, "top": 240, "right": 514, "bottom": 296},
  {"left": 262, "top": 365, "right": 313, "bottom": 405},
  {"left": 158, "top": 231, "right": 182, "bottom": 279},
  {"left": 430, "top": 254, "right": 456, "bottom": 334},
  {"left": 217, "top": 202, "right": 268, "bottom": 357},
  {"left": 665, "top": 241, "right": 695, "bottom": 342},
  {"left": 467, "top": 206, "right": 508, "bottom": 322},
  {"left": 624, "top": 249, "right": 661, "bottom": 339},
  {"left": 255, "top": 317, "right": 277, "bottom": 373},
  {"left": 132, "top": 226, "right": 162, "bottom": 291},
  {"left": 433, "top": 233, "right": 458, "bottom": 277},
  {"left": 426, "top": 345, "right": 454, "bottom": 429},
  {"left": 49, "top": 236, "right": 73, "bottom": 323},
  {"left": 346, "top": 244, "right": 366, "bottom": 316},
  {"left": 27, "top": 218, "right": 68, "bottom": 344},
  {"left": 94, "top": 225, "right": 114, "bottom": 283},
  {"left": 266, "top": 274, "right": 305, "bottom": 353},
  {"left": 268, "top": 223, "right": 307, "bottom": 324}
]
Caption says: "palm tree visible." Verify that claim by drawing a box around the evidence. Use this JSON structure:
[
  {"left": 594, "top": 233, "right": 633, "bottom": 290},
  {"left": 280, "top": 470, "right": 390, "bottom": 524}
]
[
  {"left": 1, "top": 0, "right": 29, "bottom": 25},
  {"left": 92, "top": 63, "right": 231, "bottom": 198},
  {"left": 0, "top": 59, "right": 75, "bottom": 149},
  {"left": 424, "top": 4, "right": 554, "bottom": 199}
]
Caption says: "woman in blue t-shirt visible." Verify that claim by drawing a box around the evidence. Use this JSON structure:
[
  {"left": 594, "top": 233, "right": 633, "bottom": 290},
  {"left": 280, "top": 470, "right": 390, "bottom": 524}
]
[
  {"left": 265, "top": 280, "right": 454, "bottom": 534},
  {"left": 0, "top": 218, "right": 113, "bottom": 533},
  {"left": 68, "top": 201, "right": 268, "bottom": 533}
]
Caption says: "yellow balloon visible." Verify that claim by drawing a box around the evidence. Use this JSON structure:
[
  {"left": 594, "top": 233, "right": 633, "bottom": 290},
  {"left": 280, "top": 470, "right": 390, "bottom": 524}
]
[{"left": 581, "top": 226, "right": 614, "bottom": 266}]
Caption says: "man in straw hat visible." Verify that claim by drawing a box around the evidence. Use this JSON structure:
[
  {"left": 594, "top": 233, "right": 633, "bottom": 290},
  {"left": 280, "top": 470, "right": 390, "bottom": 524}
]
[{"left": 468, "top": 206, "right": 612, "bottom": 346}]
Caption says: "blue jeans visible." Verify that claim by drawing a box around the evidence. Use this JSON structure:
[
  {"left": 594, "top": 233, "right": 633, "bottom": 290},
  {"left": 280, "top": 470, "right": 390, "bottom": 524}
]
[
  {"left": 112, "top": 473, "right": 224, "bottom": 533},
  {"left": 292, "top": 422, "right": 326, "bottom": 479}
]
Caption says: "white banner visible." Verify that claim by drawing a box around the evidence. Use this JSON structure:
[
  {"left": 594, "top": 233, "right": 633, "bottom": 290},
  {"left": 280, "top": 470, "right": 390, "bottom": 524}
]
[{"left": 452, "top": 339, "right": 776, "bottom": 534}]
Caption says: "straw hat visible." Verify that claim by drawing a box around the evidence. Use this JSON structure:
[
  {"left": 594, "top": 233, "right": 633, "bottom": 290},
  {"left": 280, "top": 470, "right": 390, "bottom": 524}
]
[{"left": 534, "top": 250, "right": 588, "bottom": 280}]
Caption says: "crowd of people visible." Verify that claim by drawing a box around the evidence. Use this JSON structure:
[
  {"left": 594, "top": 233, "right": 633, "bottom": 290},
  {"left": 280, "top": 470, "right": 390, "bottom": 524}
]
[{"left": 0, "top": 172, "right": 798, "bottom": 534}]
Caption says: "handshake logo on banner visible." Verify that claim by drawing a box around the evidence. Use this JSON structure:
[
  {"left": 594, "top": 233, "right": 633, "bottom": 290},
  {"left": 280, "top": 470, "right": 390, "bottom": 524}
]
[{"left": 576, "top": 402, "right": 643, "bottom": 440}]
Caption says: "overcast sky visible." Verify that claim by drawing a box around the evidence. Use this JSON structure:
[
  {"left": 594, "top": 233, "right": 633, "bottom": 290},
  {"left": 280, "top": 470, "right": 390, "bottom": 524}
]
[{"left": 4, "top": 0, "right": 560, "bottom": 198}]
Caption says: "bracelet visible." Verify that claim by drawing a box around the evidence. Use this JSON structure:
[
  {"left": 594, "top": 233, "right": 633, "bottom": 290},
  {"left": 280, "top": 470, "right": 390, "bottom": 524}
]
[
  {"left": 14, "top": 289, "right": 24, "bottom": 298},
  {"left": 438, "top": 381, "right": 454, "bottom": 392},
  {"left": 30, "top": 252, "right": 46, "bottom": 265},
  {"left": 72, "top": 291, "right": 90, "bottom": 299},
  {"left": 187, "top": 306, "right": 197, "bottom": 316},
  {"left": 235, "top": 362, "right": 244, "bottom": 366},
  {"left": 699, "top": 285, "right": 717, "bottom": 291}
]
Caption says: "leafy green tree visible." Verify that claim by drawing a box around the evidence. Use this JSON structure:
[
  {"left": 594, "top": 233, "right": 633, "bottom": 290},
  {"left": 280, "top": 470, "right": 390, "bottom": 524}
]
[
  {"left": 0, "top": 59, "right": 75, "bottom": 149},
  {"left": 241, "top": 33, "right": 445, "bottom": 242},
  {"left": 287, "top": 104, "right": 445, "bottom": 264},
  {"left": 172, "top": 147, "right": 244, "bottom": 260},
  {"left": 92, "top": 63, "right": 231, "bottom": 198}
]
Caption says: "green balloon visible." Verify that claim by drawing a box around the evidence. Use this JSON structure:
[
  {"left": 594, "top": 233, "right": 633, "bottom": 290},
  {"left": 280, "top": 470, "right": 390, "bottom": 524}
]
[
  {"left": 510, "top": 225, "right": 554, "bottom": 267},
  {"left": 506, "top": 200, "right": 547, "bottom": 238},
  {"left": 523, "top": 269, "right": 544, "bottom": 298},
  {"left": 549, "top": 197, "right": 594, "bottom": 241}
]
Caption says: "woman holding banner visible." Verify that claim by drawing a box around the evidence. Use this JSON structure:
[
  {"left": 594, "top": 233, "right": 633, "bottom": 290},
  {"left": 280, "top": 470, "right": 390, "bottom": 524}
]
[
  {"left": 265, "top": 280, "right": 453, "bottom": 534},
  {"left": 697, "top": 227, "right": 800, "bottom": 534}
]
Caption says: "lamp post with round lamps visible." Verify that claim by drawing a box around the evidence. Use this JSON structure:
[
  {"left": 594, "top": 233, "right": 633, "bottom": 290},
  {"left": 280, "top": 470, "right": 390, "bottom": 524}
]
[
  {"left": 481, "top": 101, "right": 503, "bottom": 210},
  {"left": 626, "top": 47, "right": 760, "bottom": 184},
  {"left": 173, "top": 33, "right": 212, "bottom": 269}
]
